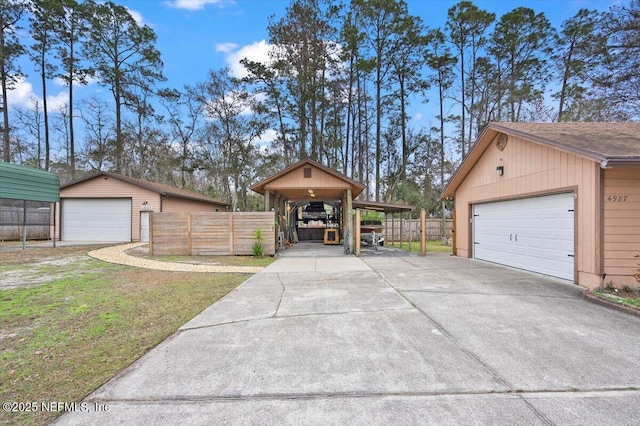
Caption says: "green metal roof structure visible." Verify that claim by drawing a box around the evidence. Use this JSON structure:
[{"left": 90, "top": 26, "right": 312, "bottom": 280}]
[{"left": 0, "top": 162, "right": 60, "bottom": 202}]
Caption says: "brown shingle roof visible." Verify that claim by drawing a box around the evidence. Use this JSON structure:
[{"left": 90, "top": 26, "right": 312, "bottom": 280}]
[
  {"left": 61, "top": 171, "right": 230, "bottom": 206},
  {"left": 441, "top": 122, "right": 640, "bottom": 200},
  {"left": 490, "top": 122, "right": 640, "bottom": 160}
]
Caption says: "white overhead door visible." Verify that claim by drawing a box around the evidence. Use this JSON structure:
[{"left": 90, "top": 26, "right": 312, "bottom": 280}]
[
  {"left": 473, "top": 193, "right": 574, "bottom": 280},
  {"left": 62, "top": 198, "right": 131, "bottom": 242}
]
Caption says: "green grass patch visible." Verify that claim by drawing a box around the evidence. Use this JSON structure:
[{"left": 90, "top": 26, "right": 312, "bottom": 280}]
[
  {"left": 595, "top": 291, "right": 640, "bottom": 308},
  {"left": 387, "top": 240, "right": 453, "bottom": 253},
  {"left": 0, "top": 256, "right": 247, "bottom": 426}
]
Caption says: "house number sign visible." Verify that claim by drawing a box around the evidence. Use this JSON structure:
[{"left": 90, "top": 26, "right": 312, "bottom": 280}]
[{"left": 606, "top": 195, "right": 628, "bottom": 202}]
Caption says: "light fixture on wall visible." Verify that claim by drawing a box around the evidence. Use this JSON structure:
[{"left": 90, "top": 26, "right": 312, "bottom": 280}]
[{"left": 496, "top": 166, "right": 504, "bottom": 176}]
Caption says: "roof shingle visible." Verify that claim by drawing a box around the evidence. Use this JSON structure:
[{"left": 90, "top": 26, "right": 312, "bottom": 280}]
[{"left": 490, "top": 122, "right": 640, "bottom": 159}]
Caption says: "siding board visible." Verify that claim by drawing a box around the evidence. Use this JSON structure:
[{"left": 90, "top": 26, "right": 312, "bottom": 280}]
[{"left": 603, "top": 167, "right": 640, "bottom": 285}]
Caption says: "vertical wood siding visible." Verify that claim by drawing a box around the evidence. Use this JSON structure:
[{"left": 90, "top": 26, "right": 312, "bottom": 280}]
[
  {"left": 603, "top": 167, "right": 640, "bottom": 286},
  {"left": 265, "top": 165, "right": 350, "bottom": 191},
  {"left": 453, "top": 134, "right": 600, "bottom": 284}
]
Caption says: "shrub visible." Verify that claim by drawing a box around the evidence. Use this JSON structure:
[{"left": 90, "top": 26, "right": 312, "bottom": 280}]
[{"left": 252, "top": 228, "right": 265, "bottom": 257}]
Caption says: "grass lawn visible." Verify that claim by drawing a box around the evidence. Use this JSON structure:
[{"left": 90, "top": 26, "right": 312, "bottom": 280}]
[
  {"left": 0, "top": 246, "right": 257, "bottom": 426},
  {"left": 386, "top": 240, "right": 453, "bottom": 253}
]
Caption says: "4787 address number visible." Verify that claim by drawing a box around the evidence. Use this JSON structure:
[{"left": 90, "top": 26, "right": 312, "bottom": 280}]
[{"left": 607, "top": 195, "right": 628, "bottom": 202}]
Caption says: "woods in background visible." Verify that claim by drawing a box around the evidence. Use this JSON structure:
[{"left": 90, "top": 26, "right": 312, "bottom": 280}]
[{"left": 1, "top": 0, "right": 638, "bottom": 213}]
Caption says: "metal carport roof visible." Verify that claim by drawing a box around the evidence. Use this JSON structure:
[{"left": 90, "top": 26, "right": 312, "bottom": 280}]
[{"left": 0, "top": 162, "right": 60, "bottom": 202}]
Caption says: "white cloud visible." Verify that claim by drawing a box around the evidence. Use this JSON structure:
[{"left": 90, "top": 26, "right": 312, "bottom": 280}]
[
  {"left": 6, "top": 76, "right": 68, "bottom": 112},
  {"left": 126, "top": 7, "right": 145, "bottom": 25},
  {"left": 215, "top": 42, "right": 238, "bottom": 53},
  {"left": 165, "top": 0, "right": 230, "bottom": 11},
  {"left": 221, "top": 40, "right": 272, "bottom": 78},
  {"left": 46, "top": 91, "right": 70, "bottom": 112},
  {"left": 6, "top": 78, "right": 35, "bottom": 108},
  {"left": 253, "top": 128, "right": 277, "bottom": 149},
  {"left": 413, "top": 113, "right": 423, "bottom": 121}
]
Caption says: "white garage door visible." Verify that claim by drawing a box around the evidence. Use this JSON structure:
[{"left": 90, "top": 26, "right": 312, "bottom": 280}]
[
  {"left": 473, "top": 193, "right": 574, "bottom": 280},
  {"left": 62, "top": 198, "right": 131, "bottom": 242}
]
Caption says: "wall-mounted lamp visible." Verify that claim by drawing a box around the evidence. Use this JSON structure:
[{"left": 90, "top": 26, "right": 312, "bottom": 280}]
[{"left": 496, "top": 166, "right": 504, "bottom": 176}]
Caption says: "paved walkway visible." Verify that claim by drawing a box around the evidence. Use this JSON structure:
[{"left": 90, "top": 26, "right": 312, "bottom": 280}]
[
  {"left": 56, "top": 253, "right": 640, "bottom": 425},
  {"left": 87, "top": 243, "right": 264, "bottom": 274}
]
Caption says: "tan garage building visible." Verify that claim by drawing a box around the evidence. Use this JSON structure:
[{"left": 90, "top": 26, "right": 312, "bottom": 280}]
[
  {"left": 441, "top": 122, "right": 640, "bottom": 288},
  {"left": 58, "top": 172, "right": 229, "bottom": 242}
]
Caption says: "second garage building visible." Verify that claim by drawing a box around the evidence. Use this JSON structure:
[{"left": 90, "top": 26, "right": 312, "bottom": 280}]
[
  {"left": 59, "top": 172, "right": 229, "bottom": 242},
  {"left": 441, "top": 122, "right": 640, "bottom": 288}
]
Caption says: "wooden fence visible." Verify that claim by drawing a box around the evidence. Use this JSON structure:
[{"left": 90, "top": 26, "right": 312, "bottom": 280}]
[
  {"left": 384, "top": 218, "right": 453, "bottom": 242},
  {"left": 150, "top": 212, "right": 276, "bottom": 256},
  {"left": 0, "top": 207, "right": 51, "bottom": 240}
]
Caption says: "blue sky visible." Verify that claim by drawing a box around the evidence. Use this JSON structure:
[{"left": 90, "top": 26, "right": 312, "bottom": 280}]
[{"left": 9, "top": 0, "right": 622, "bottom": 138}]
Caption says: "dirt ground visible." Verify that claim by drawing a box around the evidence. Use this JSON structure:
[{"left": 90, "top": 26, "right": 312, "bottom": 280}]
[{"left": 0, "top": 246, "right": 115, "bottom": 290}]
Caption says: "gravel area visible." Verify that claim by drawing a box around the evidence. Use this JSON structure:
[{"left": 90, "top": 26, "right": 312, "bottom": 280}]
[{"left": 88, "top": 243, "right": 264, "bottom": 274}]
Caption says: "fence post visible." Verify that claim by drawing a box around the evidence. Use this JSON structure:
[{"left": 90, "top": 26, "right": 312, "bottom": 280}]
[
  {"left": 187, "top": 213, "right": 192, "bottom": 255},
  {"left": 229, "top": 212, "right": 234, "bottom": 255},
  {"left": 420, "top": 210, "right": 426, "bottom": 256}
]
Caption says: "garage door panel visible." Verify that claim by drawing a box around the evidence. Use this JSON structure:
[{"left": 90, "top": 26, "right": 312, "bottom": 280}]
[
  {"left": 473, "top": 193, "right": 574, "bottom": 281},
  {"left": 62, "top": 199, "right": 131, "bottom": 242}
]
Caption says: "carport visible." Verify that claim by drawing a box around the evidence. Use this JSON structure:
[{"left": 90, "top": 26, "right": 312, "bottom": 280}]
[
  {"left": 352, "top": 200, "right": 416, "bottom": 256},
  {"left": 251, "top": 159, "right": 419, "bottom": 256},
  {"left": 251, "top": 158, "right": 365, "bottom": 254},
  {"left": 0, "top": 162, "right": 60, "bottom": 248}
]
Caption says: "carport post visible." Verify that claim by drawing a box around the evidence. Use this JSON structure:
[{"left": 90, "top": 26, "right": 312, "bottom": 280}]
[
  {"left": 264, "top": 190, "right": 271, "bottom": 211},
  {"left": 391, "top": 215, "right": 395, "bottom": 246},
  {"left": 400, "top": 211, "right": 404, "bottom": 249},
  {"left": 22, "top": 200, "right": 27, "bottom": 250},
  {"left": 408, "top": 212, "right": 412, "bottom": 252},
  {"left": 52, "top": 202, "right": 56, "bottom": 248},
  {"left": 420, "top": 209, "right": 426, "bottom": 256},
  {"left": 355, "top": 209, "right": 361, "bottom": 257},
  {"left": 346, "top": 189, "right": 353, "bottom": 254}
]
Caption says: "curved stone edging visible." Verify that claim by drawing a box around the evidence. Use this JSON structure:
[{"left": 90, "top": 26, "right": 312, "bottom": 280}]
[
  {"left": 87, "top": 243, "right": 263, "bottom": 274},
  {"left": 582, "top": 290, "right": 640, "bottom": 318}
]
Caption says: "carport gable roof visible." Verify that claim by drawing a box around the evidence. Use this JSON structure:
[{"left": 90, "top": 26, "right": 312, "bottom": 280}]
[
  {"left": 61, "top": 171, "right": 230, "bottom": 207},
  {"left": 441, "top": 122, "right": 640, "bottom": 200},
  {"left": 250, "top": 158, "right": 366, "bottom": 200}
]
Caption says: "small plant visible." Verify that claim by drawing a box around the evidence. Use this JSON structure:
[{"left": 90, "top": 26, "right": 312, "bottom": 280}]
[
  {"left": 252, "top": 228, "right": 265, "bottom": 257},
  {"left": 605, "top": 281, "right": 616, "bottom": 292}
]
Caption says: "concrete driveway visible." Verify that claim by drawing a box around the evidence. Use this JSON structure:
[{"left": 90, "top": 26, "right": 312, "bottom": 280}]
[{"left": 56, "top": 253, "right": 640, "bottom": 425}]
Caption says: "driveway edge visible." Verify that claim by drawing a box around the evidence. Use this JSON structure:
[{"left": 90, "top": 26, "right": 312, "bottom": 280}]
[{"left": 582, "top": 290, "right": 640, "bottom": 318}]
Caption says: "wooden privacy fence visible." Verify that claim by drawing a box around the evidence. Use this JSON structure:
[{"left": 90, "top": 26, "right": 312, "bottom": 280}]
[
  {"left": 384, "top": 218, "right": 453, "bottom": 242},
  {"left": 0, "top": 207, "right": 51, "bottom": 240},
  {"left": 150, "top": 212, "right": 276, "bottom": 256}
]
